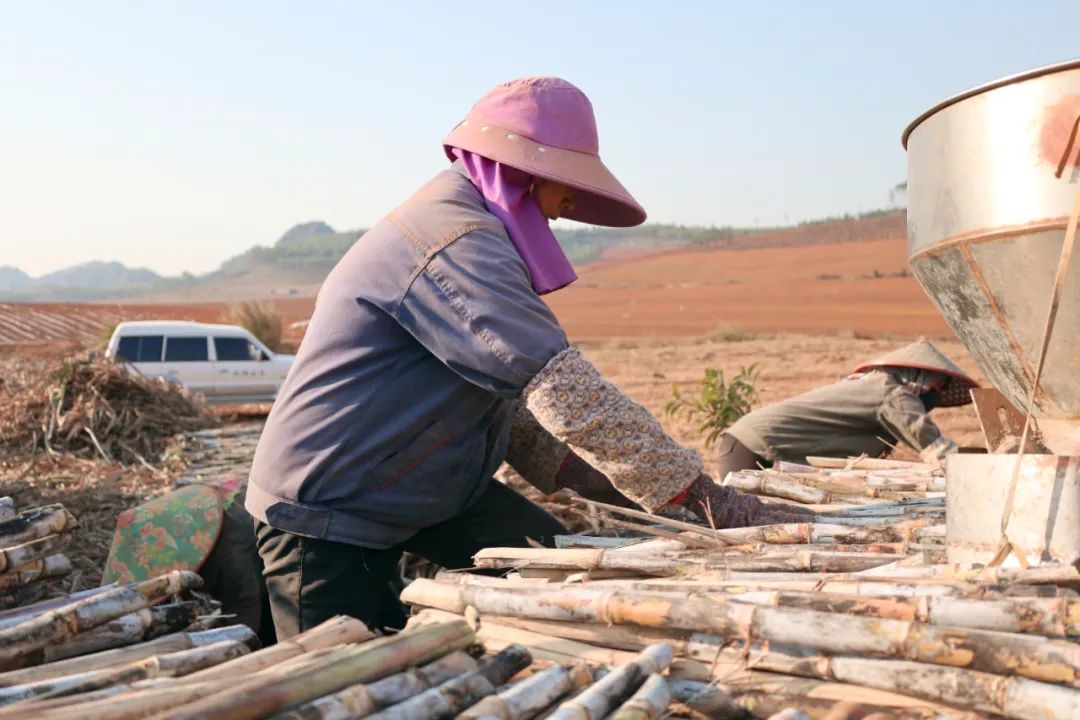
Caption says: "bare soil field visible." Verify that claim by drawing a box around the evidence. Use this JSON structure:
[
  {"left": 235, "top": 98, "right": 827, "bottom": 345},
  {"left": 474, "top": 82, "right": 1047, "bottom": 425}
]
[
  {"left": 581, "top": 333, "right": 983, "bottom": 474},
  {"left": 548, "top": 237, "right": 948, "bottom": 339},
  {"left": 0, "top": 237, "right": 948, "bottom": 350}
]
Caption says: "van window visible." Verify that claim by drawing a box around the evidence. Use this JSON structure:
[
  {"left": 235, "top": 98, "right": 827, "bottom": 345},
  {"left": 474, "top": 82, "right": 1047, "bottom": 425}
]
[
  {"left": 116, "top": 335, "right": 164, "bottom": 363},
  {"left": 164, "top": 337, "right": 209, "bottom": 362},
  {"left": 215, "top": 337, "right": 268, "bottom": 362}
]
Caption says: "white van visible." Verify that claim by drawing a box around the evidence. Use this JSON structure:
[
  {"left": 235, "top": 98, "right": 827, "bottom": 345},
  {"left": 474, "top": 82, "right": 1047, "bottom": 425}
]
[{"left": 105, "top": 321, "right": 295, "bottom": 404}]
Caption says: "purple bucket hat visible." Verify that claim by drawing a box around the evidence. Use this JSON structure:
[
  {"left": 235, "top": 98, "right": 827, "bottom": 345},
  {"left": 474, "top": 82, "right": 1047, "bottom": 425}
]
[{"left": 443, "top": 77, "right": 647, "bottom": 227}]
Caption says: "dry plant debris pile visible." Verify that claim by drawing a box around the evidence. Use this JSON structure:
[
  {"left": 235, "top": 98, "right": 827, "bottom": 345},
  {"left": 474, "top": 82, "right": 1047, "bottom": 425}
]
[{"left": 0, "top": 356, "right": 215, "bottom": 467}]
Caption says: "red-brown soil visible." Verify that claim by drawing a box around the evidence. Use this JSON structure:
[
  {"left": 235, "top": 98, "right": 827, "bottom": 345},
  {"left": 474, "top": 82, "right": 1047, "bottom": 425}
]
[{"left": 0, "top": 236, "right": 948, "bottom": 350}]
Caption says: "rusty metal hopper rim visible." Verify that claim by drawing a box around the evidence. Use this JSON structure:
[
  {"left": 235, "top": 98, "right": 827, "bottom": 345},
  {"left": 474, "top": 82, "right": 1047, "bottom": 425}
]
[{"left": 902, "top": 57, "right": 1080, "bottom": 149}]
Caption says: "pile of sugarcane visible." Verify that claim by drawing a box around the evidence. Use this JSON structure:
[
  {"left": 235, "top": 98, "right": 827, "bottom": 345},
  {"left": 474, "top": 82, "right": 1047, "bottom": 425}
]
[
  {"left": 0, "top": 355, "right": 216, "bottom": 466},
  {"left": 0, "top": 499, "right": 81, "bottom": 611},
  {"left": 0, "top": 582, "right": 706, "bottom": 720},
  {"left": 396, "top": 456, "right": 1080, "bottom": 719}
]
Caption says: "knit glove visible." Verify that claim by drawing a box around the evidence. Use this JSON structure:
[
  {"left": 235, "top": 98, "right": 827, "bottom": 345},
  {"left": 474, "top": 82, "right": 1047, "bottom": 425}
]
[
  {"left": 918, "top": 436, "right": 958, "bottom": 466},
  {"left": 675, "top": 474, "right": 815, "bottom": 528}
]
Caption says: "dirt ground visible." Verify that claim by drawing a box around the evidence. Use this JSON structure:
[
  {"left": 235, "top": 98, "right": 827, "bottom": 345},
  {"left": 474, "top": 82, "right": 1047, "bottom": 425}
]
[
  {"left": 0, "top": 330, "right": 984, "bottom": 590},
  {"left": 580, "top": 333, "right": 985, "bottom": 472}
]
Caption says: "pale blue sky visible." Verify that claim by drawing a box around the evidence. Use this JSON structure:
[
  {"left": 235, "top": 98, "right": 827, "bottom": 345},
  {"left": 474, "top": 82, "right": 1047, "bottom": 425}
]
[{"left": 2, "top": 2, "right": 1078, "bottom": 277}]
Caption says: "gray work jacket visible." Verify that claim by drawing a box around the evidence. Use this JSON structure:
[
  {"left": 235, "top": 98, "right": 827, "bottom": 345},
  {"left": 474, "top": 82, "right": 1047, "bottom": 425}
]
[
  {"left": 725, "top": 371, "right": 945, "bottom": 463},
  {"left": 245, "top": 164, "right": 569, "bottom": 548}
]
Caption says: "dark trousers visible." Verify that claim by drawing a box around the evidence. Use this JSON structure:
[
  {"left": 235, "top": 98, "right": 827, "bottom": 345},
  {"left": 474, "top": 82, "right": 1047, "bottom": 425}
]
[{"left": 255, "top": 480, "right": 567, "bottom": 639}]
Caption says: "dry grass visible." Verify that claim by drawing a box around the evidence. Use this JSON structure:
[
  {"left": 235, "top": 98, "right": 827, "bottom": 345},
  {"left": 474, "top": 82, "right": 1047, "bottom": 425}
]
[{"left": 225, "top": 301, "right": 286, "bottom": 353}]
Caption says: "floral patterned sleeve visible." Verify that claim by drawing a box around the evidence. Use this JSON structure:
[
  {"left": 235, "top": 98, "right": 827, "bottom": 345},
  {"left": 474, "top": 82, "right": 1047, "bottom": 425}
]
[
  {"left": 521, "top": 347, "right": 703, "bottom": 512},
  {"left": 504, "top": 402, "right": 571, "bottom": 495}
]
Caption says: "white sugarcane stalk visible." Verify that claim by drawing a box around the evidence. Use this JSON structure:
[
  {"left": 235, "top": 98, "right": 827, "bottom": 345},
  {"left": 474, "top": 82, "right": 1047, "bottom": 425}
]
[
  {"left": 765, "top": 710, "right": 810, "bottom": 720},
  {"left": 0, "top": 506, "right": 77, "bottom": 549},
  {"left": 146, "top": 619, "right": 476, "bottom": 720},
  {"left": 366, "top": 645, "right": 531, "bottom": 720},
  {"left": 270, "top": 650, "right": 478, "bottom": 720},
  {"left": 366, "top": 673, "right": 495, "bottom": 720},
  {"left": 184, "top": 615, "right": 372, "bottom": 681},
  {"left": 401, "top": 579, "right": 1080, "bottom": 687},
  {"left": 0, "top": 570, "right": 200, "bottom": 670},
  {"left": 0, "top": 554, "right": 72, "bottom": 593},
  {"left": 458, "top": 664, "right": 574, "bottom": 720},
  {"left": 666, "top": 679, "right": 745, "bottom": 719},
  {"left": 0, "top": 534, "right": 70, "bottom": 575},
  {"left": 607, "top": 673, "right": 670, "bottom": 720},
  {"left": 546, "top": 644, "right": 673, "bottom": 720},
  {"left": 0, "top": 625, "right": 254, "bottom": 689},
  {"left": 0, "top": 646, "right": 347, "bottom": 720},
  {"left": 0, "top": 639, "right": 249, "bottom": 705},
  {"left": 0, "top": 585, "right": 112, "bottom": 629},
  {"left": 40, "top": 609, "right": 153, "bottom": 661}
]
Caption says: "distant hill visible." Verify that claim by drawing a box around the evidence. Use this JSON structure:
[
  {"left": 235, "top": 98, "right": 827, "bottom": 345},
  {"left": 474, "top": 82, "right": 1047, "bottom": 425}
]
[
  {"left": 0, "top": 266, "right": 32, "bottom": 292},
  {"left": 0, "top": 261, "right": 164, "bottom": 301},
  {"left": 0, "top": 209, "right": 907, "bottom": 302}
]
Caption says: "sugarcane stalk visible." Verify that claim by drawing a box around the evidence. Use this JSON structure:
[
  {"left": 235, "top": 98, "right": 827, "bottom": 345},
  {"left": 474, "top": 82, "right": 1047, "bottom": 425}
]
[
  {"left": 271, "top": 650, "right": 478, "bottom": 720},
  {"left": 765, "top": 710, "right": 809, "bottom": 720},
  {"left": 474, "top": 547, "right": 904, "bottom": 576},
  {"left": 184, "top": 615, "right": 372, "bottom": 681},
  {"left": 401, "top": 579, "right": 1080, "bottom": 687},
  {"left": 40, "top": 609, "right": 155, "bottom": 661},
  {"left": 146, "top": 618, "right": 476, "bottom": 720},
  {"left": 546, "top": 644, "right": 673, "bottom": 720},
  {"left": 473, "top": 547, "right": 687, "bottom": 576},
  {"left": 666, "top": 679, "right": 748, "bottom": 720},
  {"left": 723, "top": 471, "right": 848, "bottom": 505},
  {"left": 574, "top": 499, "right": 733, "bottom": 544},
  {"left": 0, "top": 638, "right": 249, "bottom": 705},
  {"left": 364, "top": 645, "right": 531, "bottom": 720},
  {"left": 606, "top": 673, "right": 669, "bottom": 720},
  {"left": 0, "top": 554, "right": 71, "bottom": 594},
  {"left": 0, "top": 534, "right": 70, "bottom": 575},
  {"left": 806, "top": 457, "right": 933, "bottom": 471},
  {"left": 43, "top": 601, "right": 202, "bottom": 662},
  {"left": 458, "top": 663, "right": 574, "bottom": 720},
  {"left": 0, "top": 585, "right": 112, "bottom": 629},
  {"left": 681, "top": 522, "right": 919, "bottom": 546},
  {"left": 0, "top": 625, "right": 254, "bottom": 689},
  {"left": 0, "top": 506, "right": 78, "bottom": 549},
  {"left": 739, "top": 643, "right": 1080, "bottom": 720},
  {"left": 0, "top": 570, "right": 201, "bottom": 671},
  {"left": 0, "top": 643, "right": 344, "bottom": 720}
]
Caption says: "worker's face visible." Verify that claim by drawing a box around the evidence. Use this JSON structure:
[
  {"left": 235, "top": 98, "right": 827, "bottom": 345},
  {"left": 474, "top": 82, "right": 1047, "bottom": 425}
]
[{"left": 532, "top": 179, "right": 577, "bottom": 221}]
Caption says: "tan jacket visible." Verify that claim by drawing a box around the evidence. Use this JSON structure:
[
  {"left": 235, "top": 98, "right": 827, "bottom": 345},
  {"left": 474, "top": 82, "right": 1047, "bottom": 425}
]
[{"left": 725, "top": 371, "right": 945, "bottom": 463}]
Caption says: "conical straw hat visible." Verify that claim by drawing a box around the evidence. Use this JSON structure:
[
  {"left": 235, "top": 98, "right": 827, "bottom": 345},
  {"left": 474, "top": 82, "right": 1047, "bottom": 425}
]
[{"left": 853, "top": 339, "right": 978, "bottom": 407}]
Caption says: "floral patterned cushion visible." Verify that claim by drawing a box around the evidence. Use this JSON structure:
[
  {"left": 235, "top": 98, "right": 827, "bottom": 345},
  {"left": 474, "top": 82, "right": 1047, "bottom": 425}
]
[{"left": 102, "top": 484, "right": 224, "bottom": 585}]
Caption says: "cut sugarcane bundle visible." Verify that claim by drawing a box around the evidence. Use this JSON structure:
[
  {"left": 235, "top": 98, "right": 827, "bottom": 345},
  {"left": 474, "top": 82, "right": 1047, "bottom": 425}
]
[
  {"left": 473, "top": 546, "right": 908, "bottom": 575},
  {"left": 273, "top": 650, "right": 479, "bottom": 720},
  {"left": 457, "top": 662, "right": 578, "bottom": 720},
  {"left": 545, "top": 644, "right": 672, "bottom": 720},
  {"left": 0, "top": 624, "right": 255, "bottom": 690},
  {"left": 0, "top": 506, "right": 78, "bottom": 549},
  {"left": 0, "top": 637, "right": 250, "bottom": 705},
  {"left": 401, "top": 579, "right": 1080, "bottom": 687},
  {"left": 0, "top": 554, "right": 72, "bottom": 594},
  {"left": 607, "top": 673, "right": 669, "bottom": 720},
  {"left": 365, "top": 645, "right": 531, "bottom": 720},
  {"left": 145, "top": 617, "right": 476, "bottom": 720},
  {"left": 0, "top": 570, "right": 201, "bottom": 671}
]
